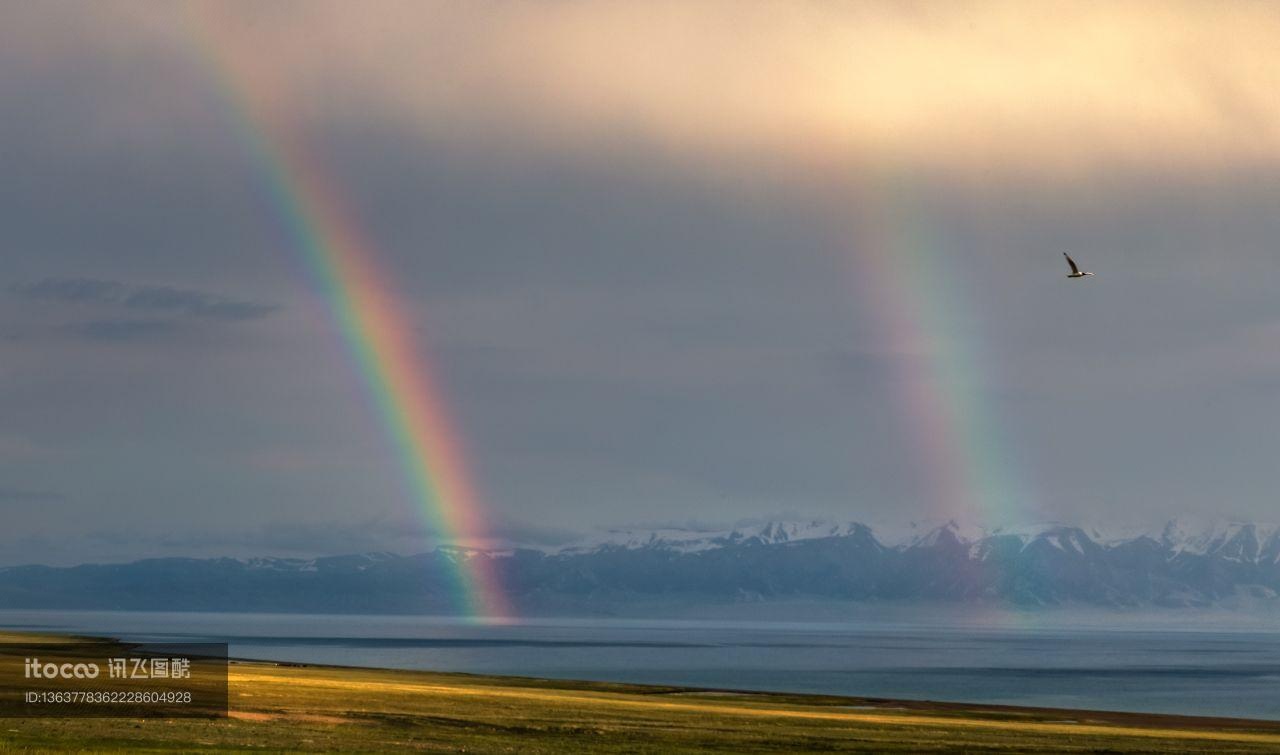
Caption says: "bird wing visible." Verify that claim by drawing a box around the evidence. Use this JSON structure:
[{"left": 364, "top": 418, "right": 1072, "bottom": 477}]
[{"left": 1063, "top": 253, "right": 1081, "bottom": 275}]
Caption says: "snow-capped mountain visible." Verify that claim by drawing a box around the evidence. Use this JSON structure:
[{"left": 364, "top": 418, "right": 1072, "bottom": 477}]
[
  {"left": 1154, "top": 519, "right": 1280, "bottom": 563},
  {"left": 539, "top": 517, "right": 1280, "bottom": 608},
  {"left": 568, "top": 522, "right": 1280, "bottom": 563},
  {"left": 555, "top": 517, "right": 1280, "bottom": 564},
  {"left": 556, "top": 520, "right": 862, "bottom": 555},
  {"left": 2, "top": 518, "right": 1279, "bottom": 613}
]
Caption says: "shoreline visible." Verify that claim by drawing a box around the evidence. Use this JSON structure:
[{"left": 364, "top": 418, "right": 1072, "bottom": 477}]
[
  {"left": 230, "top": 657, "right": 1280, "bottom": 733},
  {"left": 4, "top": 629, "right": 1280, "bottom": 751}
]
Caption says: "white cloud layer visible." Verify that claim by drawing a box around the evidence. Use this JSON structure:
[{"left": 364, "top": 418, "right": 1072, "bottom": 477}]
[{"left": 9, "top": 1, "right": 1280, "bottom": 178}]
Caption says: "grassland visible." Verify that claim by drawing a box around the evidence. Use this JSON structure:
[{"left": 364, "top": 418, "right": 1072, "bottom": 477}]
[{"left": 2, "top": 632, "right": 1279, "bottom": 753}]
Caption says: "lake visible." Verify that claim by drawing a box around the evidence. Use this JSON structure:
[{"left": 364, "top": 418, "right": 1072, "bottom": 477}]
[{"left": 2, "top": 609, "right": 1278, "bottom": 720}]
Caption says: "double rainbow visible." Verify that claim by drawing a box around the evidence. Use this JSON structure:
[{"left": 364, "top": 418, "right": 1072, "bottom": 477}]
[{"left": 188, "top": 8, "right": 1029, "bottom": 622}]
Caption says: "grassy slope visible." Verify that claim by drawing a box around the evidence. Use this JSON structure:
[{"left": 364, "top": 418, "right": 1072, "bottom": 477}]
[{"left": 2, "top": 633, "right": 1279, "bottom": 753}]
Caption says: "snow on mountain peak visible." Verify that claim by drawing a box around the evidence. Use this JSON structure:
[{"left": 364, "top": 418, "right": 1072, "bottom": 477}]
[
  {"left": 558, "top": 519, "right": 856, "bottom": 555},
  {"left": 1152, "top": 518, "right": 1280, "bottom": 560},
  {"left": 549, "top": 516, "right": 1280, "bottom": 564}
]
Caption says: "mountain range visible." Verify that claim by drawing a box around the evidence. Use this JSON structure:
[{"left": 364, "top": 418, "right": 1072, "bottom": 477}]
[{"left": 2, "top": 518, "right": 1279, "bottom": 614}]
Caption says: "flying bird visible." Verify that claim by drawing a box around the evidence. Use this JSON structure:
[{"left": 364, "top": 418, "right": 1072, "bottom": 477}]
[{"left": 1063, "top": 253, "right": 1094, "bottom": 279}]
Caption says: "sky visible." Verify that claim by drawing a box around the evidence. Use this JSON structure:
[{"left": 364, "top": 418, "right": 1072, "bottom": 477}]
[{"left": 4, "top": 0, "right": 1280, "bottom": 563}]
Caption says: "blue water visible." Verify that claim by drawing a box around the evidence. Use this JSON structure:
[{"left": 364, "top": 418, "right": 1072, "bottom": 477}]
[{"left": 2, "top": 609, "right": 1278, "bottom": 720}]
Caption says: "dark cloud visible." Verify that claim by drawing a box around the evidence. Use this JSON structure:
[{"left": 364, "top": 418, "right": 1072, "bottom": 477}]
[
  {"left": 14, "top": 278, "right": 278, "bottom": 322},
  {"left": 27, "top": 517, "right": 598, "bottom": 565},
  {"left": 3, "top": 2, "right": 1280, "bottom": 565},
  {"left": 122, "top": 286, "right": 277, "bottom": 321},
  {"left": 14, "top": 277, "right": 126, "bottom": 303},
  {"left": 86, "top": 520, "right": 414, "bottom": 556},
  {"left": 70, "top": 319, "right": 180, "bottom": 342},
  {"left": 0, "top": 487, "right": 66, "bottom": 504},
  {"left": 486, "top": 521, "right": 583, "bottom": 548},
  {"left": 70, "top": 518, "right": 444, "bottom": 563}
]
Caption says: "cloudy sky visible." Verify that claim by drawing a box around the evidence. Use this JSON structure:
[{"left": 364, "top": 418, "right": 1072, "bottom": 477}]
[{"left": 4, "top": 0, "right": 1280, "bottom": 563}]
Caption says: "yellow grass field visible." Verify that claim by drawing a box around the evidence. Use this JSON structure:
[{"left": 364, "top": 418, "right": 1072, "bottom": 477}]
[{"left": 2, "top": 632, "right": 1279, "bottom": 753}]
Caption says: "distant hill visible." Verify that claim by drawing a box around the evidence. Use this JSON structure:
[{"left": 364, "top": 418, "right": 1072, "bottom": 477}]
[{"left": 3, "top": 518, "right": 1279, "bottom": 613}]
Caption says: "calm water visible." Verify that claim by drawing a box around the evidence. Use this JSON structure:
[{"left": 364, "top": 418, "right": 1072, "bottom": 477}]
[{"left": 2, "top": 609, "right": 1278, "bottom": 720}]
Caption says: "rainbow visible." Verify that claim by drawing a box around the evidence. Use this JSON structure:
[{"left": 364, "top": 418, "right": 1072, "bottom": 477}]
[
  {"left": 845, "top": 176, "right": 1033, "bottom": 528},
  {"left": 188, "top": 9, "right": 511, "bottom": 621}
]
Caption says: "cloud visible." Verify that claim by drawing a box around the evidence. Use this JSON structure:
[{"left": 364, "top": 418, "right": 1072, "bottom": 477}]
[
  {"left": 15, "top": 278, "right": 125, "bottom": 303},
  {"left": 485, "top": 521, "right": 583, "bottom": 549},
  {"left": 14, "top": 277, "right": 278, "bottom": 322},
  {"left": 0, "top": 487, "right": 66, "bottom": 504},
  {"left": 3, "top": 0, "right": 1280, "bottom": 556},
  {"left": 18, "top": 0, "right": 1274, "bottom": 181},
  {"left": 84, "top": 520, "right": 417, "bottom": 556},
  {"left": 70, "top": 319, "right": 179, "bottom": 342},
  {"left": 66, "top": 514, "right": 579, "bottom": 561},
  {"left": 121, "top": 286, "right": 276, "bottom": 321}
]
